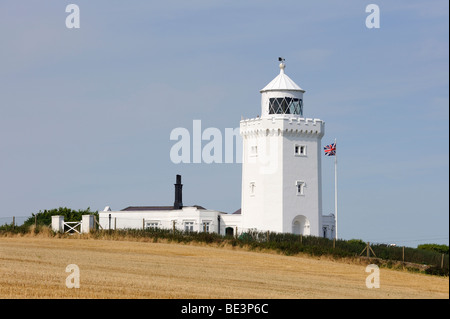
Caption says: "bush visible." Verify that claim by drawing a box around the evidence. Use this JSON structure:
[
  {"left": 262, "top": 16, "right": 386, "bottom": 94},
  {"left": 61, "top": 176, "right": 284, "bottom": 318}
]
[
  {"left": 0, "top": 207, "right": 98, "bottom": 235},
  {"left": 22, "top": 207, "right": 98, "bottom": 227},
  {"left": 417, "top": 244, "right": 449, "bottom": 255},
  {"left": 425, "top": 266, "right": 449, "bottom": 276},
  {"left": 0, "top": 223, "right": 29, "bottom": 234}
]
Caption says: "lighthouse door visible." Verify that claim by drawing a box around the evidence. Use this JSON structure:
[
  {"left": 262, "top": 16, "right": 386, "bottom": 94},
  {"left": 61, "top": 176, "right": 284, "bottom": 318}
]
[{"left": 292, "top": 215, "right": 310, "bottom": 235}]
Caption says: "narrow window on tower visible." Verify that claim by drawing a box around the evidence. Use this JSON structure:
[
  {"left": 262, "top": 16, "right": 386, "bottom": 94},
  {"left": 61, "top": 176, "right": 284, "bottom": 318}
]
[
  {"left": 296, "top": 181, "right": 305, "bottom": 195},
  {"left": 250, "top": 145, "right": 258, "bottom": 157},
  {"left": 294, "top": 144, "right": 306, "bottom": 156},
  {"left": 250, "top": 182, "right": 256, "bottom": 196}
]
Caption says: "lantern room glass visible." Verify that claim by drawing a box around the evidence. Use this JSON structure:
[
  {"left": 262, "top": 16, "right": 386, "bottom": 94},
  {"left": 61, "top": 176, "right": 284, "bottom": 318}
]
[{"left": 269, "top": 97, "right": 303, "bottom": 116}]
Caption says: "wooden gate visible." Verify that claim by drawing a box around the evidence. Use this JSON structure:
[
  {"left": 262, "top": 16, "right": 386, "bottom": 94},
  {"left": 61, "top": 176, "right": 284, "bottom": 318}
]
[{"left": 64, "top": 221, "right": 82, "bottom": 234}]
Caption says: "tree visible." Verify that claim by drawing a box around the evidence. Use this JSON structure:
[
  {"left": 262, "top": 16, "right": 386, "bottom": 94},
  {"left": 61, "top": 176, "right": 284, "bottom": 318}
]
[
  {"left": 23, "top": 207, "right": 98, "bottom": 227},
  {"left": 417, "top": 244, "right": 449, "bottom": 255}
]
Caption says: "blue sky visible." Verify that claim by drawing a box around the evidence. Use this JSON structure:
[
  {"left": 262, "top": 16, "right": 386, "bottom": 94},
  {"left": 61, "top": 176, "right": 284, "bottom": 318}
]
[{"left": 0, "top": 0, "right": 448, "bottom": 247}]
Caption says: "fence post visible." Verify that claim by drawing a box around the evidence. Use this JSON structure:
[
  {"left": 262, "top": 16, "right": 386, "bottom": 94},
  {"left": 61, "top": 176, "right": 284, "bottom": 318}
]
[
  {"left": 333, "top": 238, "right": 336, "bottom": 249},
  {"left": 51, "top": 216, "right": 64, "bottom": 232},
  {"left": 172, "top": 220, "right": 176, "bottom": 233},
  {"left": 94, "top": 216, "right": 103, "bottom": 230},
  {"left": 367, "top": 242, "right": 370, "bottom": 258},
  {"left": 441, "top": 254, "right": 444, "bottom": 269},
  {"left": 300, "top": 234, "right": 302, "bottom": 245},
  {"left": 114, "top": 217, "right": 117, "bottom": 230},
  {"left": 143, "top": 218, "right": 145, "bottom": 230},
  {"left": 12, "top": 216, "right": 15, "bottom": 229},
  {"left": 81, "top": 215, "right": 95, "bottom": 233},
  {"left": 267, "top": 230, "right": 270, "bottom": 242}
]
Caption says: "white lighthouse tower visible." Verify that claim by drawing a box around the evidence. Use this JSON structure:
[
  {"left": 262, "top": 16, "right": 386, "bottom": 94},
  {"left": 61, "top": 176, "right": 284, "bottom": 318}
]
[{"left": 240, "top": 59, "right": 327, "bottom": 236}]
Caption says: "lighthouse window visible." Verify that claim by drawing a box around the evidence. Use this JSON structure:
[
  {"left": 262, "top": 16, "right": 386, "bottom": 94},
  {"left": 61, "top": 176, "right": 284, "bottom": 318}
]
[
  {"left": 249, "top": 182, "right": 256, "bottom": 196},
  {"left": 295, "top": 144, "right": 306, "bottom": 156},
  {"left": 269, "top": 98, "right": 303, "bottom": 116},
  {"left": 296, "top": 181, "right": 305, "bottom": 195}
]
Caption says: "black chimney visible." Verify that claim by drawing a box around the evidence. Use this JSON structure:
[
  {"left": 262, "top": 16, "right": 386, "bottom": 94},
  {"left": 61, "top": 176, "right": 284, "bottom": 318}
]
[{"left": 174, "top": 174, "right": 183, "bottom": 209}]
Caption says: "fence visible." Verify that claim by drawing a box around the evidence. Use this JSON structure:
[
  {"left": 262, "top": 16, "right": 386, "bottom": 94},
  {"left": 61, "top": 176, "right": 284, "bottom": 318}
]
[
  {"left": 1, "top": 215, "right": 448, "bottom": 273},
  {"left": 0, "top": 215, "right": 94, "bottom": 234},
  {"left": 0, "top": 216, "right": 29, "bottom": 227},
  {"left": 240, "top": 230, "right": 449, "bottom": 271},
  {"left": 94, "top": 216, "right": 449, "bottom": 272}
]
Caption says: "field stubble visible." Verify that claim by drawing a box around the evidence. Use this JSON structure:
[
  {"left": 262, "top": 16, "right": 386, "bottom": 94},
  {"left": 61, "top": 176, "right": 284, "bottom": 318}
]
[{"left": 0, "top": 232, "right": 448, "bottom": 299}]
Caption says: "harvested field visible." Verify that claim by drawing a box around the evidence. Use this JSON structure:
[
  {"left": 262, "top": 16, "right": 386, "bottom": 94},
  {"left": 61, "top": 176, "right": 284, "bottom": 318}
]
[{"left": 0, "top": 236, "right": 448, "bottom": 299}]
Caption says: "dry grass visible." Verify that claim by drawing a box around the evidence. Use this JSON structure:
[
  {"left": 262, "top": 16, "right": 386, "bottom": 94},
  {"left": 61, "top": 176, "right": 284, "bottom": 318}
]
[{"left": 0, "top": 234, "right": 448, "bottom": 299}]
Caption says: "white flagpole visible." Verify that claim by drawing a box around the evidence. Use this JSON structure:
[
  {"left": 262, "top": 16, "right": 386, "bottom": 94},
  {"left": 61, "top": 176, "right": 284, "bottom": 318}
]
[{"left": 334, "top": 138, "right": 338, "bottom": 240}]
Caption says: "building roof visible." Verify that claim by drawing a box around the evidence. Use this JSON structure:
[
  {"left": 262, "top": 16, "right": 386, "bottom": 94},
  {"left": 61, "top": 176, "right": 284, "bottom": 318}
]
[
  {"left": 121, "top": 205, "right": 206, "bottom": 211},
  {"left": 260, "top": 63, "right": 305, "bottom": 93},
  {"left": 232, "top": 208, "right": 241, "bottom": 215},
  {"left": 121, "top": 206, "right": 173, "bottom": 211}
]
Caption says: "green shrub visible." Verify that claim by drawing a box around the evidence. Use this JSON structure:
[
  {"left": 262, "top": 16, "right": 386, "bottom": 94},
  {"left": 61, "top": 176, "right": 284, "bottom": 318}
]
[
  {"left": 22, "top": 207, "right": 98, "bottom": 227},
  {"left": 0, "top": 223, "right": 29, "bottom": 234},
  {"left": 417, "top": 244, "right": 449, "bottom": 255},
  {"left": 425, "top": 266, "right": 449, "bottom": 276}
]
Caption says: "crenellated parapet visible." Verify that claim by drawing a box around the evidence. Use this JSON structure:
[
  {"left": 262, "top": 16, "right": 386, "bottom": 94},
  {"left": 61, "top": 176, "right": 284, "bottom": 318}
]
[{"left": 240, "top": 116, "right": 325, "bottom": 138}]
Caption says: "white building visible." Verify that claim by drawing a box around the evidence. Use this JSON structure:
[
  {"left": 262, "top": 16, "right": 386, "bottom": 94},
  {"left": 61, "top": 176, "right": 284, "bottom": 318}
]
[
  {"left": 99, "top": 175, "right": 242, "bottom": 236},
  {"left": 99, "top": 60, "right": 335, "bottom": 239}
]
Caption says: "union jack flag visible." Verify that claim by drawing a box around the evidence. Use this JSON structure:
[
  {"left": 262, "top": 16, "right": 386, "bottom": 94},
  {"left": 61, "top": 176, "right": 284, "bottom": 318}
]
[{"left": 324, "top": 142, "right": 336, "bottom": 156}]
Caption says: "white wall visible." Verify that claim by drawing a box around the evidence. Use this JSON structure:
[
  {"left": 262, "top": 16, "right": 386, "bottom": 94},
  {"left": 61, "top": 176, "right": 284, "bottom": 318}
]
[
  {"left": 98, "top": 207, "right": 243, "bottom": 234},
  {"left": 220, "top": 213, "right": 243, "bottom": 236},
  {"left": 321, "top": 214, "right": 336, "bottom": 239},
  {"left": 240, "top": 119, "right": 284, "bottom": 233},
  {"left": 281, "top": 118, "right": 324, "bottom": 236},
  {"left": 240, "top": 116, "right": 324, "bottom": 236}
]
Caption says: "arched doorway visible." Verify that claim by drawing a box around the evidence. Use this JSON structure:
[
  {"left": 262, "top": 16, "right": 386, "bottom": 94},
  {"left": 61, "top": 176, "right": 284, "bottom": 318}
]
[
  {"left": 292, "top": 215, "right": 310, "bottom": 235},
  {"left": 225, "top": 227, "right": 234, "bottom": 237}
]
